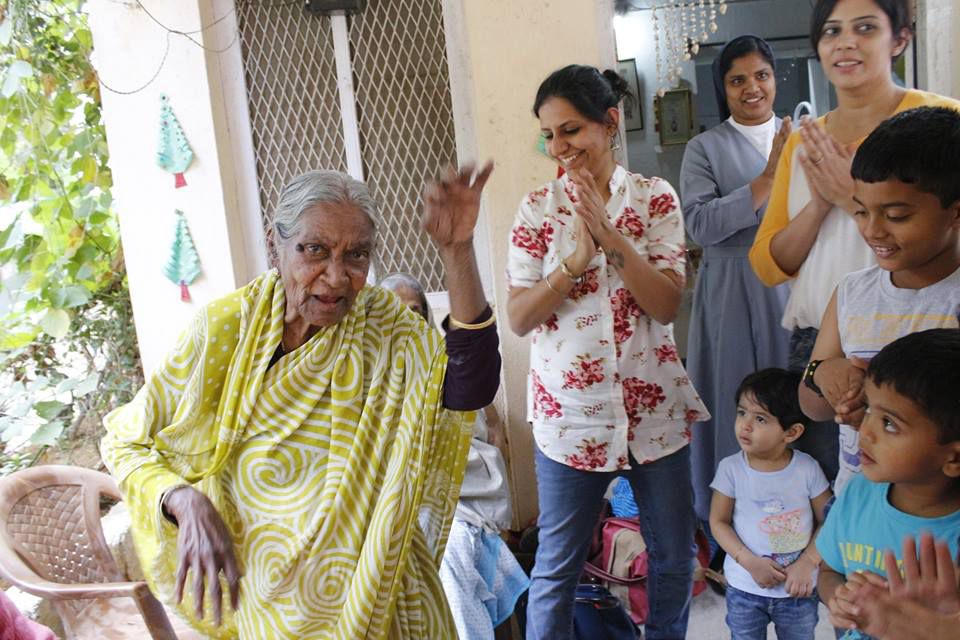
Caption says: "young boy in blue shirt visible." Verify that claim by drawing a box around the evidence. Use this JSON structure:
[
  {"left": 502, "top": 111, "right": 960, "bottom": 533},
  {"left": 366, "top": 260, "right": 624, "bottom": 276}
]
[
  {"left": 710, "top": 369, "right": 832, "bottom": 639},
  {"left": 798, "top": 106, "right": 960, "bottom": 495},
  {"left": 816, "top": 329, "right": 960, "bottom": 639}
]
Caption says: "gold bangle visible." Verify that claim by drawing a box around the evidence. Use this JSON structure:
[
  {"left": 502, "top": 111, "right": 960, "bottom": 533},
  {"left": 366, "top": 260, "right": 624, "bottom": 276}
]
[
  {"left": 544, "top": 274, "right": 562, "bottom": 296},
  {"left": 449, "top": 313, "right": 496, "bottom": 331},
  {"left": 559, "top": 259, "right": 583, "bottom": 283}
]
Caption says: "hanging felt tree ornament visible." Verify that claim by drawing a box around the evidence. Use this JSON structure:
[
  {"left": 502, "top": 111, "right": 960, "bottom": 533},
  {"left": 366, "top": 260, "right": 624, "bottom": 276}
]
[
  {"left": 164, "top": 210, "right": 202, "bottom": 301},
  {"left": 156, "top": 94, "right": 194, "bottom": 188}
]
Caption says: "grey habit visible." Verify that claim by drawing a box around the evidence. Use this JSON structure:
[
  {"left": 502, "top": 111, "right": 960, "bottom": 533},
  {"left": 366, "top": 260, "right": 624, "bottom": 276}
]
[{"left": 680, "top": 119, "right": 791, "bottom": 521}]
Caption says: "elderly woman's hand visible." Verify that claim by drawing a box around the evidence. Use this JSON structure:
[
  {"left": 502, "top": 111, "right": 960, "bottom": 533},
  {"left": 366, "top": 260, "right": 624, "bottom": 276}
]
[
  {"left": 422, "top": 161, "right": 494, "bottom": 249},
  {"left": 163, "top": 486, "right": 241, "bottom": 626}
]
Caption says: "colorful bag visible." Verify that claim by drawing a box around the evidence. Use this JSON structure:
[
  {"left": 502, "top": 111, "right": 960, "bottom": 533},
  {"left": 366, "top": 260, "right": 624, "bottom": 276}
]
[{"left": 583, "top": 516, "right": 711, "bottom": 625}]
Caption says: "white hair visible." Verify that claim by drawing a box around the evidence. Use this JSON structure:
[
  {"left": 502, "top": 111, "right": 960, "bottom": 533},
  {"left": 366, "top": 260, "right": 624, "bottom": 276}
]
[{"left": 269, "top": 170, "right": 381, "bottom": 242}]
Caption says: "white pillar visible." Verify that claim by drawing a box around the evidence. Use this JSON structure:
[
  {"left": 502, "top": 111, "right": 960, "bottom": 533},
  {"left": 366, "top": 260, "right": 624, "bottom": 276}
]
[
  {"left": 443, "top": 0, "right": 616, "bottom": 527},
  {"left": 917, "top": 0, "right": 959, "bottom": 96},
  {"left": 86, "top": 0, "right": 265, "bottom": 375}
]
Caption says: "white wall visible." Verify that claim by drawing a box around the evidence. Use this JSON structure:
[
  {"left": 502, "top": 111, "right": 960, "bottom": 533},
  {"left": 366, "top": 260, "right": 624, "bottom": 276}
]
[
  {"left": 86, "top": 0, "right": 264, "bottom": 376},
  {"left": 918, "top": 0, "right": 960, "bottom": 98}
]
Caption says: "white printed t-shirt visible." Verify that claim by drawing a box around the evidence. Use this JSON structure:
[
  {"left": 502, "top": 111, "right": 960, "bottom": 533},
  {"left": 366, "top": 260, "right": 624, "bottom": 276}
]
[
  {"left": 711, "top": 450, "right": 830, "bottom": 598},
  {"left": 506, "top": 166, "right": 709, "bottom": 471},
  {"left": 833, "top": 263, "right": 960, "bottom": 494}
]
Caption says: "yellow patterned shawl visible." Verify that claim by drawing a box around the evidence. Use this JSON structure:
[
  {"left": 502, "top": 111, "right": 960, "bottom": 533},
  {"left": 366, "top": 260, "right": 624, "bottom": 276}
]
[{"left": 101, "top": 270, "right": 474, "bottom": 639}]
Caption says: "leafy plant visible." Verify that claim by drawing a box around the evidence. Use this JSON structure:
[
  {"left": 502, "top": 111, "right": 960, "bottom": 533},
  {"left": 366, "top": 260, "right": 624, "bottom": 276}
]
[{"left": 0, "top": 0, "right": 142, "bottom": 472}]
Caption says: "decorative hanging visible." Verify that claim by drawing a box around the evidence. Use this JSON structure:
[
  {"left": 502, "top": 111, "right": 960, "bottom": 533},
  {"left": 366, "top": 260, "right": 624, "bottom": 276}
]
[
  {"left": 156, "top": 94, "right": 194, "bottom": 188},
  {"left": 164, "top": 210, "right": 202, "bottom": 302},
  {"left": 651, "top": 0, "right": 727, "bottom": 96}
]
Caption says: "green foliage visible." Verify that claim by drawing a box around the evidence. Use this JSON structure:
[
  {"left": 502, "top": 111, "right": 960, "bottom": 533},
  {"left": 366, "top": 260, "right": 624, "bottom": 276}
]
[{"left": 0, "top": 0, "right": 142, "bottom": 473}]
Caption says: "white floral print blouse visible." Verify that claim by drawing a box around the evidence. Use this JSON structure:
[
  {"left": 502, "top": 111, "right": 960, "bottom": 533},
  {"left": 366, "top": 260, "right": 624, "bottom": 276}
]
[{"left": 507, "top": 166, "right": 709, "bottom": 472}]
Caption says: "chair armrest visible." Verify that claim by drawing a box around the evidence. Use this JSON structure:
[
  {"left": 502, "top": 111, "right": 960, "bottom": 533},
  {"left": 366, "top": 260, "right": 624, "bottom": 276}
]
[
  {"left": 0, "top": 546, "right": 149, "bottom": 600},
  {"left": 3, "top": 575, "right": 146, "bottom": 601}
]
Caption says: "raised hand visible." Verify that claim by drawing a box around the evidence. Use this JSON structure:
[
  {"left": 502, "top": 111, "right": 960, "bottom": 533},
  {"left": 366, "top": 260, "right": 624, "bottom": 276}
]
[
  {"left": 887, "top": 534, "right": 960, "bottom": 615},
  {"left": 567, "top": 168, "right": 613, "bottom": 248},
  {"left": 829, "top": 574, "right": 869, "bottom": 631},
  {"left": 164, "top": 486, "right": 241, "bottom": 626},
  {"left": 564, "top": 208, "right": 598, "bottom": 277},
  {"left": 761, "top": 116, "right": 792, "bottom": 180},
  {"left": 798, "top": 116, "right": 855, "bottom": 213},
  {"left": 848, "top": 536, "right": 960, "bottom": 640},
  {"left": 852, "top": 588, "right": 958, "bottom": 640},
  {"left": 422, "top": 161, "right": 494, "bottom": 249}
]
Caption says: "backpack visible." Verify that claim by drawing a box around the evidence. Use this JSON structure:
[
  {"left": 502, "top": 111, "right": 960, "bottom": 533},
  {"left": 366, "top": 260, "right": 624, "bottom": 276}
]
[{"left": 583, "top": 515, "right": 712, "bottom": 625}]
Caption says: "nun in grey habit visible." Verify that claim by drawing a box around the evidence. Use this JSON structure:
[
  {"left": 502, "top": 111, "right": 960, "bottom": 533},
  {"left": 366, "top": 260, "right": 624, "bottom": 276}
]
[{"left": 681, "top": 35, "right": 792, "bottom": 522}]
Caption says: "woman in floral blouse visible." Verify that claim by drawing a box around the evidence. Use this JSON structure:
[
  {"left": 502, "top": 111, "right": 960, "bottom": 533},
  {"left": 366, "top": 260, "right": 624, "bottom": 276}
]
[{"left": 506, "top": 64, "right": 709, "bottom": 640}]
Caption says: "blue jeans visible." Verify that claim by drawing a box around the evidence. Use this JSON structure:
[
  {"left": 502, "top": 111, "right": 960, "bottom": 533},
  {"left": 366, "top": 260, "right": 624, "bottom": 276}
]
[
  {"left": 526, "top": 445, "right": 696, "bottom": 640},
  {"left": 726, "top": 585, "right": 819, "bottom": 640}
]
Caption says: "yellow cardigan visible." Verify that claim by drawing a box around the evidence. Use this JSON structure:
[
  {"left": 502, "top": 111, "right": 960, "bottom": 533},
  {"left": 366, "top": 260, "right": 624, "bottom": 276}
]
[{"left": 749, "top": 89, "right": 960, "bottom": 287}]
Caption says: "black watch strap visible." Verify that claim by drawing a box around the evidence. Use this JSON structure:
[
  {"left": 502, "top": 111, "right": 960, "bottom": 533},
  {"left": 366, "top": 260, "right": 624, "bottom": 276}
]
[{"left": 802, "top": 359, "right": 824, "bottom": 397}]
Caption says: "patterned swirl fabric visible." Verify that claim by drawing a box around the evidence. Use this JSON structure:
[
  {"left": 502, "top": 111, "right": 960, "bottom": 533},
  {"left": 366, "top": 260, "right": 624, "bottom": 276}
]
[{"left": 101, "top": 270, "right": 474, "bottom": 639}]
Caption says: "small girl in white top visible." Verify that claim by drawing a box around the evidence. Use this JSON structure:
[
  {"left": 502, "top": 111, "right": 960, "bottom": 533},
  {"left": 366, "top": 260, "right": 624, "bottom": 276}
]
[{"left": 710, "top": 368, "right": 832, "bottom": 639}]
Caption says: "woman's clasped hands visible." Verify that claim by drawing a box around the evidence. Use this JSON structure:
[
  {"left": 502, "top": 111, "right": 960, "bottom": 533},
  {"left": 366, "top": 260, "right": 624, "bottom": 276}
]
[
  {"left": 565, "top": 168, "right": 613, "bottom": 273},
  {"left": 798, "top": 116, "right": 856, "bottom": 214}
]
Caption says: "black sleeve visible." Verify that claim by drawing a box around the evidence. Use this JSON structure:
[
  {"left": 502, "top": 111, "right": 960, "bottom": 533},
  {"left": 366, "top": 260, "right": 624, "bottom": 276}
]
[{"left": 441, "top": 306, "right": 501, "bottom": 410}]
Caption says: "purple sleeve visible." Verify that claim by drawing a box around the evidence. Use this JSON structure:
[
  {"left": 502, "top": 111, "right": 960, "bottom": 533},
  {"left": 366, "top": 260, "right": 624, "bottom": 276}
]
[{"left": 442, "top": 306, "right": 501, "bottom": 410}]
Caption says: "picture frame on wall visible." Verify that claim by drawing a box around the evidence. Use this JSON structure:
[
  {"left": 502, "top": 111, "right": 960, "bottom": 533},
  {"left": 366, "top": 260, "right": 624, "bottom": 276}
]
[
  {"left": 654, "top": 88, "right": 694, "bottom": 145},
  {"left": 616, "top": 58, "right": 643, "bottom": 131}
]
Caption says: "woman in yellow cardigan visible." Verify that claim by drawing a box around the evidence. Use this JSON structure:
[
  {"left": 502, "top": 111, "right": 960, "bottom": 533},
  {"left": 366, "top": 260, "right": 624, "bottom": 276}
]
[{"left": 748, "top": 0, "right": 960, "bottom": 481}]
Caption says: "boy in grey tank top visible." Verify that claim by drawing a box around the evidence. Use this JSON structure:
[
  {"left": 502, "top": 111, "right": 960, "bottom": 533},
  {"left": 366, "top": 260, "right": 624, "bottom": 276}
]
[{"left": 796, "top": 106, "right": 960, "bottom": 495}]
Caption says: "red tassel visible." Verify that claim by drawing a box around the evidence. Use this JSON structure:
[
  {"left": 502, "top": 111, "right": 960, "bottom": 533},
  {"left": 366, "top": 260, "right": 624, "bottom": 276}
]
[
  {"left": 180, "top": 281, "right": 191, "bottom": 302},
  {"left": 556, "top": 166, "right": 565, "bottom": 179},
  {"left": 174, "top": 172, "right": 187, "bottom": 188}
]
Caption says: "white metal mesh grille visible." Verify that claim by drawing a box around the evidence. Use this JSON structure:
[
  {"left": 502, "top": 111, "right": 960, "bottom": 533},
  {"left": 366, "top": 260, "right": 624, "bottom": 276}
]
[
  {"left": 237, "top": 3, "right": 348, "bottom": 231},
  {"left": 237, "top": 1, "right": 457, "bottom": 291},
  {"left": 349, "top": 0, "right": 456, "bottom": 290}
]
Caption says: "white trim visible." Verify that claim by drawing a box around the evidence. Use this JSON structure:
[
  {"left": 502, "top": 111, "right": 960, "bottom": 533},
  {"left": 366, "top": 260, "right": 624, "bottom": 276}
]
[
  {"left": 206, "top": 0, "right": 269, "bottom": 282},
  {"left": 440, "top": 0, "right": 493, "bottom": 301},
  {"left": 331, "top": 14, "right": 364, "bottom": 181},
  {"left": 915, "top": 0, "right": 958, "bottom": 96}
]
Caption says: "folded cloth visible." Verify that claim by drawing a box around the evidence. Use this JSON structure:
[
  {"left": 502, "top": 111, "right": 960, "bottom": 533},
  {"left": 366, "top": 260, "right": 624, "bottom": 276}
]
[
  {"left": 0, "top": 591, "right": 56, "bottom": 640},
  {"left": 456, "top": 411, "right": 512, "bottom": 531},
  {"left": 440, "top": 518, "right": 530, "bottom": 639}
]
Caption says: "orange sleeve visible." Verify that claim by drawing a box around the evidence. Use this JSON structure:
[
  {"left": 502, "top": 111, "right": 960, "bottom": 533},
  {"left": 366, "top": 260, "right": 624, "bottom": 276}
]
[{"left": 749, "top": 131, "right": 800, "bottom": 286}]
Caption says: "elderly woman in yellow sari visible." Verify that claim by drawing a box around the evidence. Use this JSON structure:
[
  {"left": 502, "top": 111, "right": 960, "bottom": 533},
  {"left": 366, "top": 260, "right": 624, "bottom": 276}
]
[{"left": 101, "top": 164, "right": 500, "bottom": 639}]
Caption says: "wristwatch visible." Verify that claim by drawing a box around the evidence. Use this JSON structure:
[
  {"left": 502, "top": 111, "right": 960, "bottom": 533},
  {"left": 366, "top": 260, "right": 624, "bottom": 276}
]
[{"left": 802, "top": 359, "right": 824, "bottom": 397}]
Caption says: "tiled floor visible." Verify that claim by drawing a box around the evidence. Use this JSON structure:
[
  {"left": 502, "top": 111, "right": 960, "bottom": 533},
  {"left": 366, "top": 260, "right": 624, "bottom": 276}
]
[{"left": 687, "top": 587, "right": 837, "bottom": 639}]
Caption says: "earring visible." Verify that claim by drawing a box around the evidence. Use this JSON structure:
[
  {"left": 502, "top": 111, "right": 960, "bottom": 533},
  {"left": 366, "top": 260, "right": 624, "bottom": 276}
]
[{"left": 609, "top": 134, "right": 622, "bottom": 152}]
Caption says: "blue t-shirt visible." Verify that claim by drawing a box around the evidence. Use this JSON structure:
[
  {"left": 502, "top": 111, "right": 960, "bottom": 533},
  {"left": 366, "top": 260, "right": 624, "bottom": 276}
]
[{"left": 817, "top": 475, "right": 960, "bottom": 638}]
